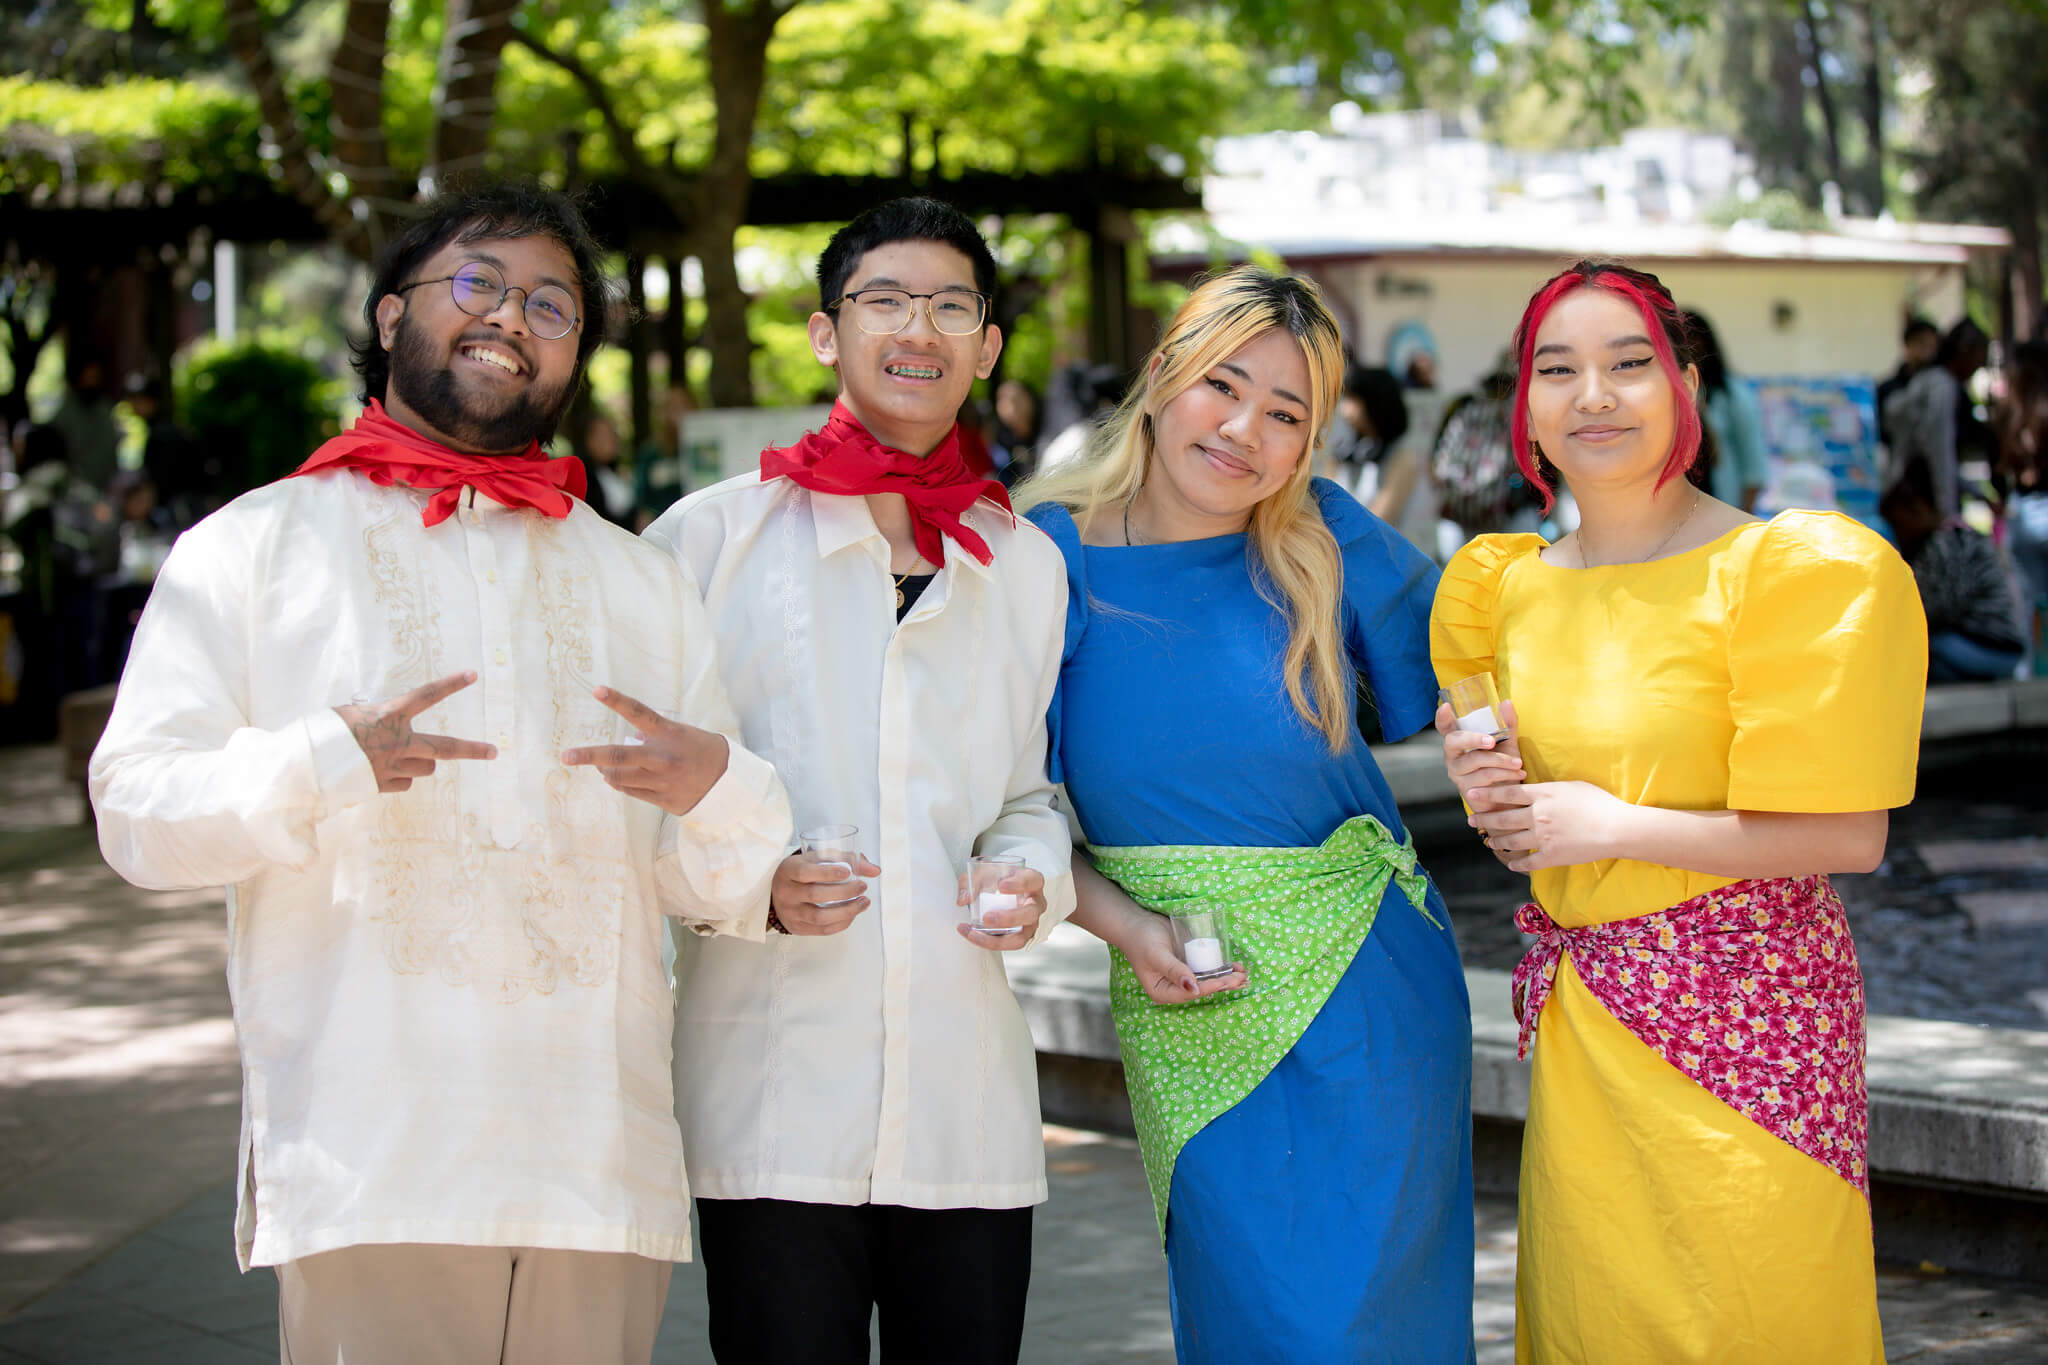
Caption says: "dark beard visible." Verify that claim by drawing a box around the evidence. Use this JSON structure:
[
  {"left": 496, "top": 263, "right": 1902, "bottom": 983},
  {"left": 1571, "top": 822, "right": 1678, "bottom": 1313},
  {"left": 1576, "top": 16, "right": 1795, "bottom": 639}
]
[{"left": 386, "top": 313, "right": 574, "bottom": 452}]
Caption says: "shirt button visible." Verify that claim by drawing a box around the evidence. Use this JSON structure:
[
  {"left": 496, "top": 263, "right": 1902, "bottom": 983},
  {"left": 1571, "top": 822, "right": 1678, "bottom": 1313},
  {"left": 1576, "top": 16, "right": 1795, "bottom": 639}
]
[
  {"left": 486, "top": 570, "right": 498, "bottom": 585},
  {"left": 493, "top": 649, "right": 507, "bottom": 665}
]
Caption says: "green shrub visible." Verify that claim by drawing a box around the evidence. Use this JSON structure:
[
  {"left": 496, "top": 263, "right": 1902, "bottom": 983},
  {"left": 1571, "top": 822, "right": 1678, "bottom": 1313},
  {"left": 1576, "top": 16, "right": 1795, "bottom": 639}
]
[{"left": 174, "top": 338, "right": 341, "bottom": 494}]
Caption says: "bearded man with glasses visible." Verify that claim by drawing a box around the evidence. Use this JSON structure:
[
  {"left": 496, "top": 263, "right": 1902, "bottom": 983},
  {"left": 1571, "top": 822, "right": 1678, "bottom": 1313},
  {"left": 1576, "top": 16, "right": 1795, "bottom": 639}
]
[
  {"left": 643, "top": 197, "right": 1074, "bottom": 1363},
  {"left": 89, "top": 183, "right": 793, "bottom": 1364}
]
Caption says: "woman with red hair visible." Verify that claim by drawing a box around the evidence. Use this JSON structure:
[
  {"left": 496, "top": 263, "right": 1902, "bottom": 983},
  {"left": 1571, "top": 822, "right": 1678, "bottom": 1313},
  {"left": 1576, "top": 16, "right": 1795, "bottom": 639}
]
[{"left": 1430, "top": 260, "right": 1926, "bottom": 1361}]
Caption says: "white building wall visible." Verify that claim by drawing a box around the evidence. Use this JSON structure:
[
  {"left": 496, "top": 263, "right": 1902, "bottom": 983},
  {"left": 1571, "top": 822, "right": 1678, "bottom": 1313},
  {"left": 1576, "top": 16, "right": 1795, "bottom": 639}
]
[{"left": 1320, "top": 256, "right": 1968, "bottom": 397}]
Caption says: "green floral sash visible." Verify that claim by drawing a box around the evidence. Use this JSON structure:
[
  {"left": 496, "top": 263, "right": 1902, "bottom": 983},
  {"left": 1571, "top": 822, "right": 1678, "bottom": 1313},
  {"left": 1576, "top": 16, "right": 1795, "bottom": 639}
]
[{"left": 1091, "top": 814, "right": 1434, "bottom": 1237}]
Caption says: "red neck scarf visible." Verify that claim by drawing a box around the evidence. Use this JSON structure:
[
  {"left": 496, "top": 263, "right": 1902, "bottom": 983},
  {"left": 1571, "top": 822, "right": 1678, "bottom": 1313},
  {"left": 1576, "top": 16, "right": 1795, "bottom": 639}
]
[
  {"left": 289, "top": 399, "right": 587, "bottom": 527},
  {"left": 759, "top": 402, "right": 1012, "bottom": 566}
]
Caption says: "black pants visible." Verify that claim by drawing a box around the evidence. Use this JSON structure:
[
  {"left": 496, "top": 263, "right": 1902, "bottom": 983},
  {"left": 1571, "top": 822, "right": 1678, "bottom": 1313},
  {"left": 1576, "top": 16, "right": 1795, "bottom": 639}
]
[{"left": 695, "top": 1197, "right": 1032, "bottom": 1365}]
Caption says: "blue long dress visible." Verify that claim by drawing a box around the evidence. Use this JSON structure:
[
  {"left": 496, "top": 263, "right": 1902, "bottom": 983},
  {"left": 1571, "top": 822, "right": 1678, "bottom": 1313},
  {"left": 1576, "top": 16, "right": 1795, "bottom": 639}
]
[{"left": 1029, "top": 480, "right": 1475, "bottom": 1364}]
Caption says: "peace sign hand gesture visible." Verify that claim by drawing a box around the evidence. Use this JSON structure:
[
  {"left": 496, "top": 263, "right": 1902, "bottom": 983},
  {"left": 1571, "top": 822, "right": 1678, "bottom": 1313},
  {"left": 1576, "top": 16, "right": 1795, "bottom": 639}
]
[
  {"left": 334, "top": 671, "right": 498, "bottom": 793},
  {"left": 560, "top": 686, "right": 732, "bottom": 816}
]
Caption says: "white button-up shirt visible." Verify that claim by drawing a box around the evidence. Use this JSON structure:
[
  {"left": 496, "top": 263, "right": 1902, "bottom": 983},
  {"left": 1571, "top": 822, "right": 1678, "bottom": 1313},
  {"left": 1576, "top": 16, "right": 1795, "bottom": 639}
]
[
  {"left": 645, "top": 474, "right": 1075, "bottom": 1210},
  {"left": 90, "top": 473, "right": 792, "bottom": 1269}
]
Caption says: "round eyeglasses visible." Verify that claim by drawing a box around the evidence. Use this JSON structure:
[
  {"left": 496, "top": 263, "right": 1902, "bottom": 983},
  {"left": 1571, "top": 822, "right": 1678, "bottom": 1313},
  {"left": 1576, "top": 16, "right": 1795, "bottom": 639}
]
[
  {"left": 396, "top": 261, "right": 580, "bottom": 340},
  {"left": 830, "top": 288, "right": 989, "bottom": 336}
]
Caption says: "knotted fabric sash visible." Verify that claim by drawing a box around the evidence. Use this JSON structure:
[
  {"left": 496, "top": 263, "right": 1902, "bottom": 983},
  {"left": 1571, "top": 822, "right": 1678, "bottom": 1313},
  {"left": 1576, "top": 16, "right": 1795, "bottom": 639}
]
[
  {"left": 759, "top": 401, "right": 1012, "bottom": 566},
  {"left": 1090, "top": 814, "right": 1435, "bottom": 1237},
  {"left": 290, "top": 399, "right": 586, "bottom": 527},
  {"left": 1513, "top": 874, "right": 1870, "bottom": 1194}
]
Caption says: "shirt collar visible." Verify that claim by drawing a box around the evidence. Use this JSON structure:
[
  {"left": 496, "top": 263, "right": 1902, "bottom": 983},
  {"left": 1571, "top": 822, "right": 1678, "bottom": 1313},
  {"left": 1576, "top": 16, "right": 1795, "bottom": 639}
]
[{"left": 805, "top": 489, "right": 1001, "bottom": 580}]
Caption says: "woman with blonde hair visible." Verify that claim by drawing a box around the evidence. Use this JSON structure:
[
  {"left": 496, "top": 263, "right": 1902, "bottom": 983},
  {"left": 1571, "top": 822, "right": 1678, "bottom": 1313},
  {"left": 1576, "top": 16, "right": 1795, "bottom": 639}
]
[{"left": 1018, "top": 267, "right": 1476, "bottom": 1362}]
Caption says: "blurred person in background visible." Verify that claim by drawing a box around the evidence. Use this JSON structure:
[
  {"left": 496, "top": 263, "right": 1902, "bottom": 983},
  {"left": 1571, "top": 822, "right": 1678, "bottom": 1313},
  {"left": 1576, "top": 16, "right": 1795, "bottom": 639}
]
[
  {"left": 1996, "top": 341, "right": 2048, "bottom": 672},
  {"left": 96, "top": 469, "right": 175, "bottom": 680},
  {"left": 1037, "top": 362, "right": 1128, "bottom": 475},
  {"left": 4, "top": 424, "right": 96, "bottom": 727},
  {"left": 1881, "top": 464, "right": 2025, "bottom": 682},
  {"left": 1403, "top": 349, "right": 1438, "bottom": 391},
  {"left": 632, "top": 382, "right": 694, "bottom": 529},
  {"left": 1876, "top": 317, "right": 1939, "bottom": 451},
  {"left": 1332, "top": 362, "right": 1413, "bottom": 517},
  {"left": 991, "top": 377, "right": 1040, "bottom": 487},
  {"left": 128, "top": 376, "right": 217, "bottom": 531},
  {"left": 1430, "top": 363, "right": 1545, "bottom": 550},
  {"left": 50, "top": 357, "right": 122, "bottom": 494},
  {"left": 1884, "top": 318, "right": 1989, "bottom": 517},
  {"left": 1682, "top": 311, "right": 1768, "bottom": 512},
  {"left": 578, "top": 411, "right": 637, "bottom": 527}
]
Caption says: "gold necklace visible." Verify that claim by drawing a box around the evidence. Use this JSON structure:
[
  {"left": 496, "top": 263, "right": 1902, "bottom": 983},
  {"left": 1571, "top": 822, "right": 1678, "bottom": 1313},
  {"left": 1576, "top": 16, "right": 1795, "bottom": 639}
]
[
  {"left": 892, "top": 571, "right": 911, "bottom": 609},
  {"left": 1577, "top": 487, "right": 1702, "bottom": 568}
]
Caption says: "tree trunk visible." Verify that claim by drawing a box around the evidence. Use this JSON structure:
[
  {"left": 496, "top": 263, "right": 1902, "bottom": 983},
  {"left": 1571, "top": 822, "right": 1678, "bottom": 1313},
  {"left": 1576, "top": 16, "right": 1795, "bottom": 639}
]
[
  {"left": 221, "top": 0, "right": 374, "bottom": 258},
  {"left": 1765, "top": 8, "right": 1819, "bottom": 204},
  {"left": 627, "top": 252, "right": 652, "bottom": 447},
  {"left": 1855, "top": 0, "right": 1886, "bottom": 216},
  {"left": 661, "top": 254, "right": 689, "bottom": 387},
  {"left": 509, "top": 1, "right": 801, "bottom": 407},
  {"left": 2011, "top": 192, "right": 2044, "bottom": 346},
  {"left": 426, "top": 0, "right": 522, "bottom": 195},
  {"left": 692, "top": 215, "right": 755, "bottom": 409},
  {"left": 1795, "top": 0, "right": 1846, "bottom": 207},
  {"left": 693, "top": 1, "right": 787, "bottom": 408}
]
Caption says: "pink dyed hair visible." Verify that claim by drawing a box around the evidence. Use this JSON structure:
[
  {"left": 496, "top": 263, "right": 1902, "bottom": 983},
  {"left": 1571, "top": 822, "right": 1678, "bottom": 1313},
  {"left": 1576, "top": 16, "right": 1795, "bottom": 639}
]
[{"left": 1509, "top": 260, "right": 1703, "bottom": 512}]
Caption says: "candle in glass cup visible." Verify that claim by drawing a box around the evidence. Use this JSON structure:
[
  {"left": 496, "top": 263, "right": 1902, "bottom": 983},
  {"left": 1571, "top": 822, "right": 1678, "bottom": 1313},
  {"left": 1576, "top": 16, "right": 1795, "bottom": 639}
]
[
  {"left": 1443, "top": 671, "right": 1510, "bottom": 743},
  {"left": 966, "top": 854, "right": 1027, "bottom": 936},
  {"left": 800, "top": 824, "right": 863, "bottom": 907},
  {"left": 1169, "top": 910, "right": 1236, "bottom": 981}
]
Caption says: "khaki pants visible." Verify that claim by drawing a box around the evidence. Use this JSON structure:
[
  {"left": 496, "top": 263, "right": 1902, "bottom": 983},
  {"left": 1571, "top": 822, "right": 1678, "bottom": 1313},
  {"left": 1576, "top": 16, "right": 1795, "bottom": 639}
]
[{"left": 276, "top": 1243, "right": 673, "bottom": 1365}]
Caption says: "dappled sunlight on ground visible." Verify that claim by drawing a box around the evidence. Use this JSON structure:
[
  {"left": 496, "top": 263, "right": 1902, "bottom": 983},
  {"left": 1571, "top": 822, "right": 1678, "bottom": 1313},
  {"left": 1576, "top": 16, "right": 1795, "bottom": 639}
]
[{"left": 0, "top": 746, "right": 241, "bottom": 1318}]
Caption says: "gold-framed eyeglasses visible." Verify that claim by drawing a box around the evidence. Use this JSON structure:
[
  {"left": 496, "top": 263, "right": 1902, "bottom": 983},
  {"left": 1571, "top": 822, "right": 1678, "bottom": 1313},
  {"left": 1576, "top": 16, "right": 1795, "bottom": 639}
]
[
  {"left": 830, "top": 288, "right": 989, "bottom": 336},
  {"left": 396, "top": 261, "right": 581, "bottom": 340}
]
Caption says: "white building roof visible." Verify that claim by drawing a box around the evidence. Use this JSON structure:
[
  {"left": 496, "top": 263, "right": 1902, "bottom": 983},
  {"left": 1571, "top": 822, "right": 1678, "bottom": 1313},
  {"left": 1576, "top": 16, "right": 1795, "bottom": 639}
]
[{"left": 1181, "top": 213, "right": 1998, "bottom": 268}]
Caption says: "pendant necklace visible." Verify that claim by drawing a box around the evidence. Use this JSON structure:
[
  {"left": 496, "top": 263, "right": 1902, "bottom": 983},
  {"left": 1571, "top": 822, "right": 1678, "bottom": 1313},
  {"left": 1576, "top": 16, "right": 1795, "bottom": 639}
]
[{"left": 1577, "top": 487, "right": 1701, "bottom": 568}]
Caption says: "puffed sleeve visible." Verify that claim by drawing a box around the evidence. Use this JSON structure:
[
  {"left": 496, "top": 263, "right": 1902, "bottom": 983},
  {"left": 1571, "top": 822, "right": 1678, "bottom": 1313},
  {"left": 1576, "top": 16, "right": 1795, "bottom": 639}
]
[
  {"left": 1429, "top": 532, "right": 1547, "bottom": 688},
  {"left": 1724, "top": 511, "right": 1926, "bottom": 812},
  {"left": 1313, "top": 479, "right": 1441, "bottom": 742},
  {"left": 1023, "top": 501, "right": 1088, "bottom": 785}
]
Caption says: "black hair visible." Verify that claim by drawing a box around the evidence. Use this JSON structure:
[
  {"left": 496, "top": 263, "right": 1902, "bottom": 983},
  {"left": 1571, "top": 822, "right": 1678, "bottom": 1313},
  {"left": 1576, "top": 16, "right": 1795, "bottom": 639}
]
[
  {"left": 349, "top": 182, "right": 616, "bottom": 405},
  {"left": 1680, "top": 309, "right": 1730, "bottom": 396},
  {"left": 1082, "top": 362, "right": 1129, "bottom": 411},
  {"left": 816, "top": 197, "right": 997, "bottom": 316},
  {"left": 1902, "top": 316, "right": 1938, "bottom": 344},
  {"left": 1341, "top": 362, "right": 1410, "bottom": 448},
  {"left": 1937, "top": 317, "right": 1988, "bottom": 370},
  {"left": 1880, "top": 460, "right": 1939, "bottom": 514},
  {"left": 19, "top": 423, "right": 68, "bottom": 475}
]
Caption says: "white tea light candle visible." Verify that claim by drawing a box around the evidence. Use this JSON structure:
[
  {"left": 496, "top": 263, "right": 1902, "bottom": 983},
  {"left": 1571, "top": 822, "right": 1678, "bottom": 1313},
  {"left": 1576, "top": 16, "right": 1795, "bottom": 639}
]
[
  {"left": 1456, "top": 705, "right": 1500, "bottom": 737},
  {"left": 1182, "top": 936, "right": 1225, "bottom": 975}
]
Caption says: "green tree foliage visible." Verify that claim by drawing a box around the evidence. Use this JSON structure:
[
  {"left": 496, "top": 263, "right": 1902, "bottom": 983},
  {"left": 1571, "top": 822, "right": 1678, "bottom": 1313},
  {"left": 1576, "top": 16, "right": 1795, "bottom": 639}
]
[
  {"left": 0, "top": 72, "right": 288, "bottom": 195},
  {"left": 175, "top": 336, "right": 340, "bottom": 490},
  {"left": 1891, "top": 0, "right": 2048, "bottom": 330}
]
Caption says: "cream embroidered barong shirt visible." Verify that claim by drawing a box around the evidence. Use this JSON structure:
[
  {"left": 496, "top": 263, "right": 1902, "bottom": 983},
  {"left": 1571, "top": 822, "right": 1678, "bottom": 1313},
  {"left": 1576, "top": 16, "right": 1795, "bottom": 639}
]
[
  {"left": 645, "top": 474, "right": 1075, "bottom": 1210},
  {"left": 89, "top": 472, "right": 792, "bottom": 1270}
]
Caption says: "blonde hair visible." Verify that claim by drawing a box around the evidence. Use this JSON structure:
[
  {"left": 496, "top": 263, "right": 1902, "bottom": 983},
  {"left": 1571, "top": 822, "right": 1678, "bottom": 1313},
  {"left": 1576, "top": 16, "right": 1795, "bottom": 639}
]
[{"left": 1016, "top": 266, "right": 1353, "bottom": 750}]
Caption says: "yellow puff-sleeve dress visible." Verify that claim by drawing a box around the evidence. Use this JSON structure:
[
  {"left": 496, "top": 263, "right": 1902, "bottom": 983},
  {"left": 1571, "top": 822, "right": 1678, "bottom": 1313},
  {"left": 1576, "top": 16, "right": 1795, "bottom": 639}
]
[{"left": 1431, "top": 511, "right": 1926, "bottom": 1364}]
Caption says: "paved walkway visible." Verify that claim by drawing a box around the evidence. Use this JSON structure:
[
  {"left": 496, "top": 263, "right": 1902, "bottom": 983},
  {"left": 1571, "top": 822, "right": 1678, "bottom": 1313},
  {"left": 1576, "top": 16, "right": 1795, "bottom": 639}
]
[{"left": 3, "top": 745, "right": 2047, "bottom": 1361}]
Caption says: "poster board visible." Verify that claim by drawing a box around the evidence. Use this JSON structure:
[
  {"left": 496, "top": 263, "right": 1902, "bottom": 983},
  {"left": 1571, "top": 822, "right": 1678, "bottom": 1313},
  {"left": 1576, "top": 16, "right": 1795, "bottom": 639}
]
[
  {"left": 1747, "top": 375, "right": 1883, "bottom": 528},
  {"left": 679, "top": 404, "right": 837, "bottom": 487}
]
